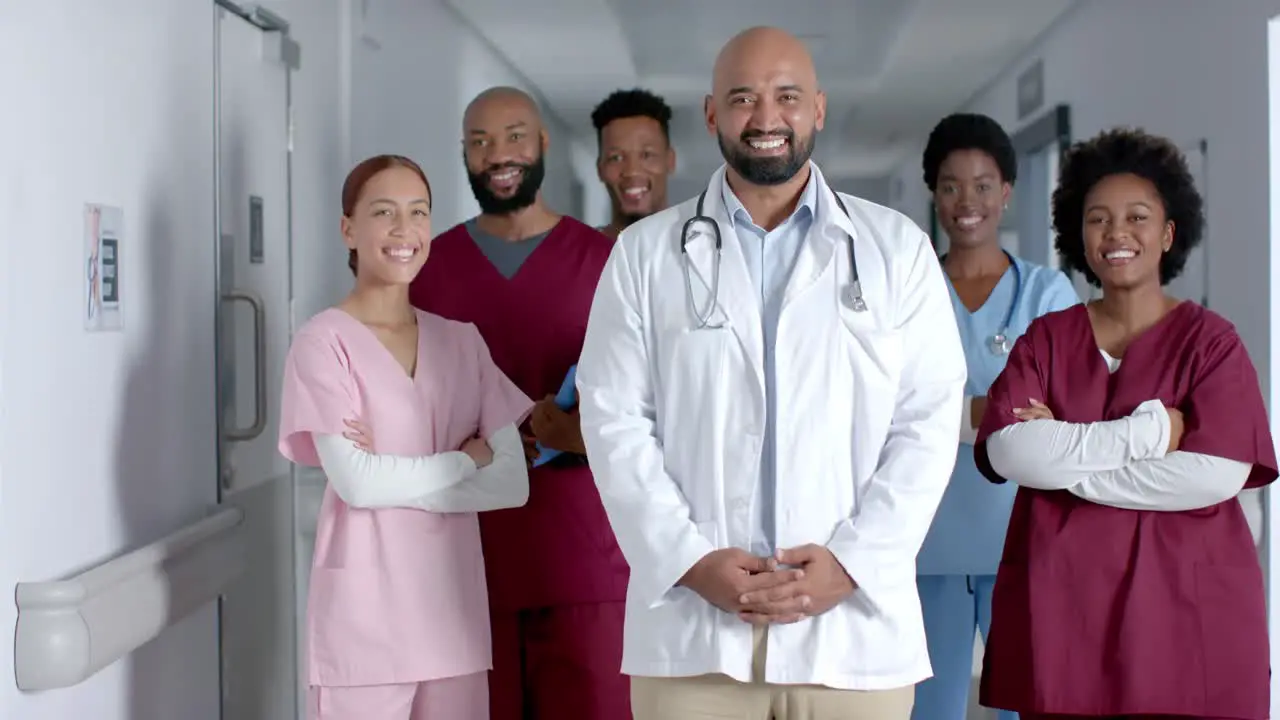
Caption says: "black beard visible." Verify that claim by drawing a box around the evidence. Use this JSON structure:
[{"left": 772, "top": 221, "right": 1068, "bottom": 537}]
[
  {"left": 466, "top": 153, "right": 546, "bottom": 215},
  {"left": 718, "top": 128, "right": 816, "bottom": 186}
]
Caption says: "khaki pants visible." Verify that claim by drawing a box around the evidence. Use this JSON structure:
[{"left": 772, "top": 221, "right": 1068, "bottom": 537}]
[{"left": 631, "top": 626, "right": 915, "bottom": 720}]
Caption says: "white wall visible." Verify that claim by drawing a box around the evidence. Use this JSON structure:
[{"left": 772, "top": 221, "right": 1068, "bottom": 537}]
[
  {"left": 890, "top": 0, "right": 1280, "bottom": 380},
  {"left": 346, "top": 0, "right": 583, "bottom": 234},
  {"left": 0, "top": 1, "right": 604, "bottom": 718},
  {"left": 889, "top": 2, "right": 1280, "bottom": 712},
  {"left": 571, "top": 140, "right": 613, "bottom": 229},
  {"left": 288, "top": 1, "right": 351, "bottom": 323},
  {"left": 831, "top": 176, "right": 892, "bottom": 206},
  {"left": 0, "top": 1, "right": 351, "bottom": 718},
  {"left": 888, "top": 161, "right": 931, "bottom": 232},
  {"left": 893, "top": 0, "right": 1279, "bottom": 549},
  {"left": 0, "top": 3, "right": 222, "bottom": 719}
]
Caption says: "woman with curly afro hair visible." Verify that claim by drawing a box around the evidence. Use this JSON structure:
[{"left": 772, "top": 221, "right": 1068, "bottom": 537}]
[
  {"left": 913, "top": 113, "right": 1079, "bottom": 720},
  {"left": 971, "top": 128, "right": 1277, "bottom": 719}
]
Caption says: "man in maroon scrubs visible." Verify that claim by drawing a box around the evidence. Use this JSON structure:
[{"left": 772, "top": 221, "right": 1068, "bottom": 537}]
[{"left": 409, "top": 86, "right": 628, "bottom": 720}]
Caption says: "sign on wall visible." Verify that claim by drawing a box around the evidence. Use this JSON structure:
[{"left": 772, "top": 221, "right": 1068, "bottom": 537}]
[
  {"left": 1017, "top": 59, "right": 1045, "bottom": 121},
  {"left": 84, "top": 203, "right": 124, "bottom": 332}
]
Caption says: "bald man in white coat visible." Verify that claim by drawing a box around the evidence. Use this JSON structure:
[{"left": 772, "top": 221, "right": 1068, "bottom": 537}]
[{"left": 575, "top": 25, "right": 966, "bottom": 720}]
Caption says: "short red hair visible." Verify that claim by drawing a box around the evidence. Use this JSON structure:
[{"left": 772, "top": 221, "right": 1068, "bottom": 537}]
[{"left": 342, "top": 154, "right": 432, "bottom": 274}]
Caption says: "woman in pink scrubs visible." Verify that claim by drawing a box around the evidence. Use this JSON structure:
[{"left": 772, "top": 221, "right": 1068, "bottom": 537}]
[{"left": 278, "top": 154, "right": 535, "bottom": 720}]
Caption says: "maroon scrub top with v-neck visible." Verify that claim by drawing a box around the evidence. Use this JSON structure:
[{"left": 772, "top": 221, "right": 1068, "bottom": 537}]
[
  {"left": 974, "top": 302, "right": 1276, "bottom": 719},
  {"left": 410, "top": 216, "right": 629, "bottom": 610}
]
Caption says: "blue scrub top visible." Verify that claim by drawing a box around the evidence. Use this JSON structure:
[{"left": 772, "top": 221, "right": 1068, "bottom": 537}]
[{"left": 916, "top": 255, "right": 1080, "bottom": 576}]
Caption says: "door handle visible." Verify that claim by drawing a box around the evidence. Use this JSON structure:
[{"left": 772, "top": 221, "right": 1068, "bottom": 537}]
[{"left": 222, "top": 289, "right": 267, "bottom": 443}]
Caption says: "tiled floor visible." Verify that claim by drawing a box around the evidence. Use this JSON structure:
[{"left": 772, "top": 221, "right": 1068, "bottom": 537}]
[
  {"left": 967, "top": 634, "right": 996, "bottom": 720},
  {"left": 967, "top": 675, "right": 996, "bottom": 719}
]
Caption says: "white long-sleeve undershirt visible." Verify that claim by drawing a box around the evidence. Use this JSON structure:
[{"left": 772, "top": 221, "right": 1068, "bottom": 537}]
[
  {"left": 313, "top": 422, "right": 529, "bottom": 513},
  {"left": 982, "top": 351, "right": 1251, "bottom": 512},
  {"left": 959, "top": 397, "right": 978, "bottom": 445}
]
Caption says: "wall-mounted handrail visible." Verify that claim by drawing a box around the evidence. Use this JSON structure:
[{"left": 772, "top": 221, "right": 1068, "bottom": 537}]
[{"left": 14, "top": 505, "right": 247, "bottom": 691}]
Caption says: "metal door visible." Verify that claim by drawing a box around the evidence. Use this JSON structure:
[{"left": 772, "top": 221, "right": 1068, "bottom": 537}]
[
  {"left": 214, "top": 2, "right": 303, "bottom": 717},
  {"left": 1012, "top": 143, "right": 1051, "bottom": 268}
]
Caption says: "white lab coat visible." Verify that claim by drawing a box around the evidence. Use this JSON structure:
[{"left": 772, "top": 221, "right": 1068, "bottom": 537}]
[{"left": 576, "top": 164, "right": 966, "bottom": 690}]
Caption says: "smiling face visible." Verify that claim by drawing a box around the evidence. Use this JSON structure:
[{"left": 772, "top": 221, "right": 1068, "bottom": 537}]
[
  {"left": 705, "top": 28, "right": 825, "bottom": 187},
  {"left": 462, "top": 92, "right": 547, "bottom": 215},
  {"left": 597, "top": 115, "right": 675, "bottom": 224},
  {"left": 1082, "top": 172, "right": 1174, "bottom": 291},
  {"left": 341, "top": 165, "right": 432, "bottom": 286},
  {"left": 934, "top": 149, "right": 1010, "bottom": 251}
]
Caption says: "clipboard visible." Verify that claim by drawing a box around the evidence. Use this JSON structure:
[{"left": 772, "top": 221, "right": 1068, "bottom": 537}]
[{"left": 532, "top": 364, "right": 578, "bottom": 467}]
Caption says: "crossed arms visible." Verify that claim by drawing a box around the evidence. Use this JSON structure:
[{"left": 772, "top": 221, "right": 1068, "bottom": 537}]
[
  {"left": 984, "top": 398, "right": 1249, "bottom": 511},
  {"left": 313, "top": 422, "right": 529, "bottom": 512}
]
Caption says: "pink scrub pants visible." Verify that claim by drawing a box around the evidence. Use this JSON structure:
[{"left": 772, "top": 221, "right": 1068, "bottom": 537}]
[{"left": 308, "top": 671, "right": 487, "bottom": 720}]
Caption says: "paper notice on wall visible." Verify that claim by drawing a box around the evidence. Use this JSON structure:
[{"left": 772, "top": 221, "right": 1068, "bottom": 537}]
[{"left": 84, "top": 203, "right": 124, "bottom": 332}]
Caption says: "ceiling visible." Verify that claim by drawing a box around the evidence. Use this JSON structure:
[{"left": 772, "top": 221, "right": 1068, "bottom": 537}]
[{"left": 445, "top": 0, "right": 1077, "bottom": 180}]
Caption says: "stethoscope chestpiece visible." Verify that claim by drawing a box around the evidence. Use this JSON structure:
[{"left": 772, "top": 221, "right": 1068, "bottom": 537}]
[
  {"left": 940, "top": 249, "right": 1024, "bottom": 357},
  {"left": 989, "top": 332, "right": 1012, "bottom": 356},
  {"left": 843, "top": 282, "right": 868, "bottom": 313}
]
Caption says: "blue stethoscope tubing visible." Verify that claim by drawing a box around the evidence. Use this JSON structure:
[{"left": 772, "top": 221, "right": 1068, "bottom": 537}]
[
  {"left": 680, "top": 189, "right": 866, "bottom": 329},
  {"left": 939, "top": 249, "right": 1022, "bottom": 356}
]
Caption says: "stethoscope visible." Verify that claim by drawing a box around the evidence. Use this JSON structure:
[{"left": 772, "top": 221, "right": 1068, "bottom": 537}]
[
  {"left": 680, "top": 190, "right": 865, "bottom": 330},
  {"left": 939, "top": 249, "right": 1022, "bottom": 356}
]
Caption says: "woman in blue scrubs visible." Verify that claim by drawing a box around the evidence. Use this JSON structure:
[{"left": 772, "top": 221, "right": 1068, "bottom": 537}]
[{"left": 912, "top": 113, "right": 1079, "bottom": 720}]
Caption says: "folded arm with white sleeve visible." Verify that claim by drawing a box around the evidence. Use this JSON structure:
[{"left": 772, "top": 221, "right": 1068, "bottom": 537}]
[
  {"left": 822, "top": 230, "right": 967, "bottom": 604},
  {"left": 959, "top": 397, "right": 980, "bottom": 445},
  {"left": 312, "top": 423, "right": 529, "bottom": 512},
  {"left": 985, "top": 400, "right": 1250, "bottom": 511}
]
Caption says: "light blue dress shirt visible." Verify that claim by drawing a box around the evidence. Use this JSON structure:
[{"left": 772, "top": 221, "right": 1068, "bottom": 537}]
[
  {"left": 915, "top": 255, "right": 1080, "bottom": 576},
  {"left": 719, "top": 172, "right": 819, "bottom": 559}
]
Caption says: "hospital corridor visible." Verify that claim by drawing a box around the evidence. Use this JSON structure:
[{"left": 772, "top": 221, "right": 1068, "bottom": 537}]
[{"left": 5, "top": 1, "right": 1280, "bottom": 719}]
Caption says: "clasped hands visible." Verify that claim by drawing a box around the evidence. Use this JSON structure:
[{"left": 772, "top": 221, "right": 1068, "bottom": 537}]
[{"left": 680, "top": 544, "right": 856, "bottom": 625}]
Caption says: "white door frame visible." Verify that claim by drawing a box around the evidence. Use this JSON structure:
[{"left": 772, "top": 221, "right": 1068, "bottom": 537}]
[
  {"left": 212, "top": 1, "right": 300, "bottom": 715},
  {"left": 1265, "top": 16, "right": 1280, "bottom": 719}
]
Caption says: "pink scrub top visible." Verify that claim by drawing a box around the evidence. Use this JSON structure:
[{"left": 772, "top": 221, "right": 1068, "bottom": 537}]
[{"left": 278, "top": 308, "right": 533, "bottom": 687}]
